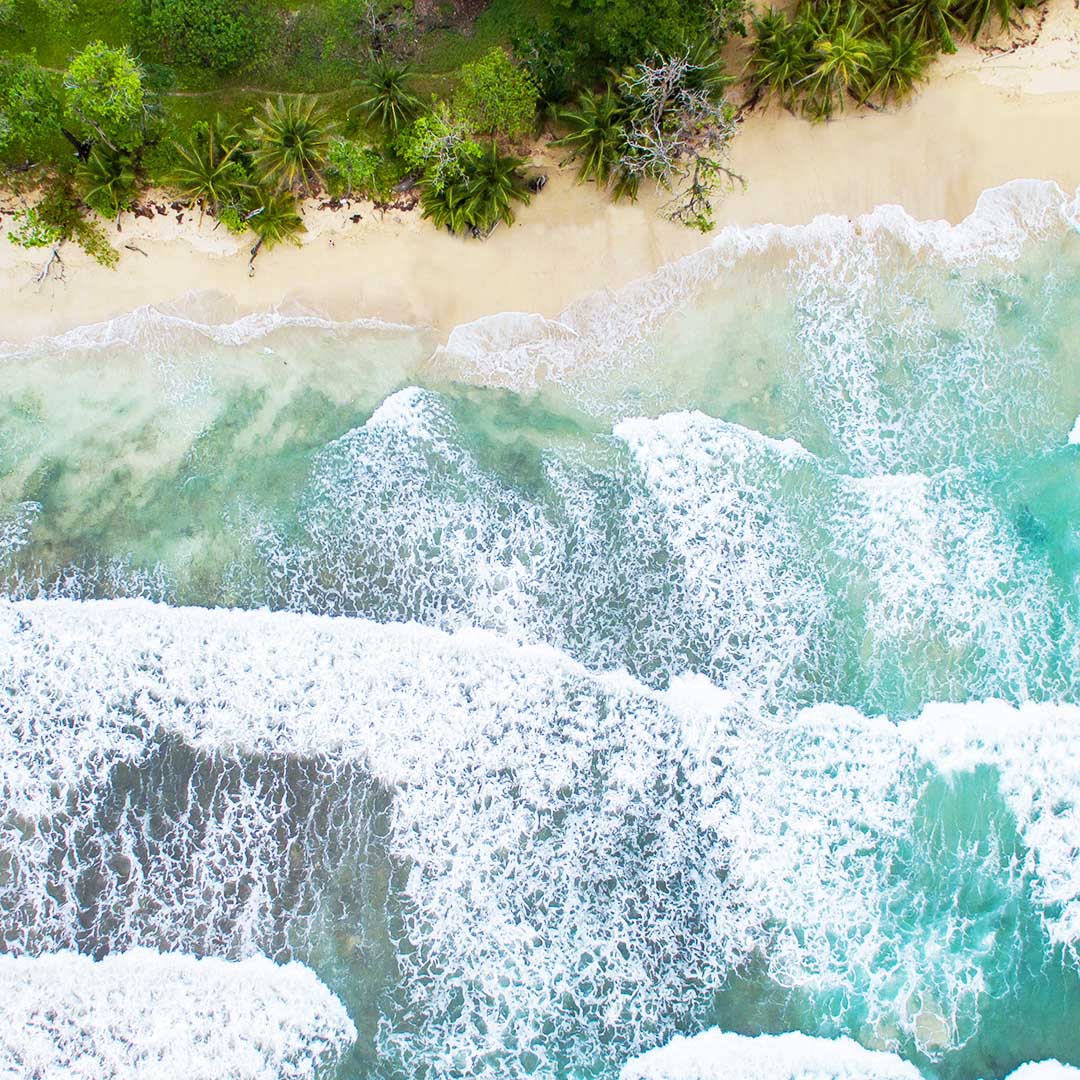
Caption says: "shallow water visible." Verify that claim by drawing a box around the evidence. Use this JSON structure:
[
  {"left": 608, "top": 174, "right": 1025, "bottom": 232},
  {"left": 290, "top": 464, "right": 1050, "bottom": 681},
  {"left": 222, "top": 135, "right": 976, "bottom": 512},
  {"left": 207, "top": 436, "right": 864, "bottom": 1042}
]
[{"left": 2, "top": 180, "right": 1080, "bottom": 1079}]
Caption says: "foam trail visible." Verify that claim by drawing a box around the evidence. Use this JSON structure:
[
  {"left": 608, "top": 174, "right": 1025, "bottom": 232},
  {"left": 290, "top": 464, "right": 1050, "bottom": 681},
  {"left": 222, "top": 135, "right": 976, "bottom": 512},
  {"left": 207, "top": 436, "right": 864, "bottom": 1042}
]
[
  {"left": 619, "top": 1030, "right": 923, "bottom": 1080},
  {"left": 0, "top": 948, "right": 356, "bottom": 1079}
]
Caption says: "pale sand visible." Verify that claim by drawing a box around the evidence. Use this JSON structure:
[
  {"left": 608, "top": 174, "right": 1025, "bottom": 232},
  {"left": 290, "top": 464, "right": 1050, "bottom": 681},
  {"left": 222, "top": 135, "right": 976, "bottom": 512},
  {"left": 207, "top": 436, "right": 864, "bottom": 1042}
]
[{"left": 3, "top": 0, "right": 1080, "bottom": 344}]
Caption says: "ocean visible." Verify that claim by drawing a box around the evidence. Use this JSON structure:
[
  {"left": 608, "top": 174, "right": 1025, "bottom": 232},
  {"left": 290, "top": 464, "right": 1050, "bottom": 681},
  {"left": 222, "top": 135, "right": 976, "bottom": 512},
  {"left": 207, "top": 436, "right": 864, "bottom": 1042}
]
[{"left": 2, "top": 180, "right": 1079, "bottom": 1079}]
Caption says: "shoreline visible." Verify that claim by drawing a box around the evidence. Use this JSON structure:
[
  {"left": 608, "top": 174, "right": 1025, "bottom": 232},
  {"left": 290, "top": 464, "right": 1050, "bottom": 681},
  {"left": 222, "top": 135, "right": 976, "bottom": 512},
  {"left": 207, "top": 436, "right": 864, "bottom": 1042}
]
[{"left": 4, "top": 0, "right": 1080, "bottom": 345}]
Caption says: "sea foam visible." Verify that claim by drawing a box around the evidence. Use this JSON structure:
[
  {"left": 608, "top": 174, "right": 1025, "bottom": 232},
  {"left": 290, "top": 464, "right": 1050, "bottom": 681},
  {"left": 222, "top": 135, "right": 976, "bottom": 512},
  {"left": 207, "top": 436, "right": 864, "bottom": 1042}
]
[
  {"left": 0, "top": 948, "right": 356, "bottom": 1079},
  {"left": 4, "top": 598, "right": 1080, "bottom": 1074},
  {"left": 619, "top": 1029, "right": 922, "bottom": 1080}
]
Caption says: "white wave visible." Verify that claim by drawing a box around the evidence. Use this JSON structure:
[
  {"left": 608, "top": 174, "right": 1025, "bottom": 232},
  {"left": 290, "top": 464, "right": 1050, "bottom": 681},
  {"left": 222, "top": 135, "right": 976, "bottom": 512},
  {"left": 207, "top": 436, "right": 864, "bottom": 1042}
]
[
  {"left": 433, "top": 179, "right": 1080, "bottom": 417},
  {"left": 614, "top": 411, "right": 830, "bottom": 703},
  {"left": 0, "top": 502, "right": 39, "bottom": 566},
  {"left": 904, "top": 701, "right": 1080, "bottom": 950},
  {"left": 0, "top": 293, "right": 420, "bottom": 360},
  {"left": 619, "top": 1029, "right": 922, "bottom": 1080},
  {"left": 3, "top": 598, "right": 1079, "bottom": 1073},
  {"left": 1070, "top": 416, "right": 1080, "bottom": 445},
  {"left": 1005, "top": 1063, "right": 1080, "bottom": 1079},
  {"left": 0, "top": 948, "right": 355, "bottom": 1080}
]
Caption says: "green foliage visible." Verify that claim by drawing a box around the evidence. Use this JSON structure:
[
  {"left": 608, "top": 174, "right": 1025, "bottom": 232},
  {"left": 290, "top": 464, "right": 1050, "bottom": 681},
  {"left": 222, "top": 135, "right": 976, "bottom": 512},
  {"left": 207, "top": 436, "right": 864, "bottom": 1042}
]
[
  {"left": 750, "top": 0, "right": 933, "bottom": 117},
  {"left": 77, "top": 144, "right": 137, "bottom": 215},
  {"left": 140, "top": 0, "right": 272, "bottom": 74},
  {"left": 394, "top": 105, "right": 481, "bottom": 192},
  {"left": 321, "top": 0, "right": 415, "bottom": 62},
  {"left": 806, "top": 6, "right": 875, "bottom": 117},
  {"left": 890, "top": 0, "right": 964, "bottom": 51},
  {"left": 172, "top": 115, "right": 248, "bottom": 220},
  {"left": 419, "top": 141, "right": 529, "bottom": 235},
  {"left": 63, "top": 40, "right": 147, "bottom": 149},
  {"left": 0, "top": 0, "right": 76, "bottom": 24},
  {"left": 8, "top": 204, "right": 62, "bottom": 247},
  {"left": 326, "top": 137, "right": 391, "bottom": 198},
  {"left": 352, "top": 57, "right": 420, "bottom": 135},
  {"left": 454, "top": 47, "right": 538, "bottom": 138},
  {"left": 248, "top": 188, "right": 305, "bottom": 249},
  {"left": 461, "top": 142, "right": 531, "bottom": 230},
  {"left": 248, "top": 95, "right": 334, "bottom": 194},
  {"left": 0, "top": 52, "right": 59, "bottom": 160},
  {"left": 7, "top": 178, "right": 118, "bottom": 266},
  {"left": 864, "top": 23, "right": 930, "bottom": 102},
  {"left": 552, "top": 0, "right": 746, "bottom": 67},
  {"left": 554, "top": 86, "right": 633, "bottom": 195},
  {"left": 509, "top": 27, "right": 586, "bottom": 106}
]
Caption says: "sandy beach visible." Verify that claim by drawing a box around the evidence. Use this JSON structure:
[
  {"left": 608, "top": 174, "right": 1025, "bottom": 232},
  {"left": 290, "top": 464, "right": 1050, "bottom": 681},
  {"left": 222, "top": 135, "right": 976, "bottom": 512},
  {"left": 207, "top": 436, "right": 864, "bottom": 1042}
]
[{"left": 3, "top": 0, "right": 1080, "bottom": 344}]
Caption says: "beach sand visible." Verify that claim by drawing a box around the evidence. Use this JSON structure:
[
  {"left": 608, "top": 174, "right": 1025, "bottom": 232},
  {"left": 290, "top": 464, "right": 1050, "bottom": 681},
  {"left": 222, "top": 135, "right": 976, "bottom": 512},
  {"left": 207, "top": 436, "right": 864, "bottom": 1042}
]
[{"left": 3, "top": 0, "right": 1080, "bottom": 344}]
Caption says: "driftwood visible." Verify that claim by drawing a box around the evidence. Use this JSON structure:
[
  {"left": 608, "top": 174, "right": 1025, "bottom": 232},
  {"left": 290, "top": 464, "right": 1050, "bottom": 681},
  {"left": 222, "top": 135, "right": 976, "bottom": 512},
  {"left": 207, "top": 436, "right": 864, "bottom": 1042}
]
[
  {"left": 35, "top": 246, "right": 63, "bottom": 283},
  {"left": 124, "top": 243, "right": 149, "bottom": 257}
]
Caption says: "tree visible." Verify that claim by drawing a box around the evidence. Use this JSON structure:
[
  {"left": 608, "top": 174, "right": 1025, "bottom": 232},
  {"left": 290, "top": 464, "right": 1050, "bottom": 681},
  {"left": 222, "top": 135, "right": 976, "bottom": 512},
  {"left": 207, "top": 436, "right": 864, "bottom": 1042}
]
[
  {"left": 171, "top": 116, "right": 248, "bottom": 222},
  {"left": 326, "top": 137, "right": 386, "bottom": 198},
  {"left": 247, "top": 189, "right": 306, "bottom": 261},
  {"left": 141, "top": 0, "right": 271, "bottom": 73},
  {"left": 552, "top": 0, "right": 746, "bottom": 67},
  {"left": 617, "top": 46, "right": 742, "bottom": 225},
  {"left": 454, "top": 48, "right": 539, "bottom": 138},
  {"left": 554, "top": 86, "right": 632, "bottom": 193},
  {"left": 352, "top": 57, "right": 420, "bottom": 135},
  {"left": 395, "top": 104, "right": 482, "bottom": 192},
  {"left": 248, "top": 95, "right": 334, "bottom": 194},
  {"left": 0, "top": 53, "right": 61, "bottom": 162},
  {"left": 889, "top": 0, "right": 964, "bottom": 52},
  {"left": 463, "top": 143, "right": 531, "bottom": 231},
  {"left": 77, "top": 145, "right": 137, "bottom": 217},
  {"left": 955, "top": 0, "right": 1024, "bottom": 40},
  {"left": 63, "top": 41, "right": 147, "bottom": 151},
  {"left": 806, "top": 6, "right": 874, "bottom": 118},
  {"left": 6, "top": 177, "right": 118, "bottom": 269},
  {"left": 864, "top": 24, "right": 930, "bottom": 103},
  {"left": 419, "top": 143, "right": 531, "bottom": 236},
  {"left": 748, "top": 9, "right": 817, "bottom": 112},
  {"left": 0, "top": 0, "right": 77, "bottom": 23}
]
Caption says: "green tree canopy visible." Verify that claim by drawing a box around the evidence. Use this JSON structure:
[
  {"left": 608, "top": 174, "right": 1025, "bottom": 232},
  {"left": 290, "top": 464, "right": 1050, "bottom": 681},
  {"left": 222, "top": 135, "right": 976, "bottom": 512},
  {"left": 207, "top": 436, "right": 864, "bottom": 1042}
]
[
  {"left": 454, "top": 48, "right": 539, "bottom": 139},
  {"left": 552, "top": 0, "right": 745, "bottom": 66},
  {"left": 0, "top": 53, "right": 60, "bottom": 161},
  {"left": 141, "top": 0, "right": 271, "bottom": 73},
  {"left": 63, "top": 41, "right": 147, "bottom": 150}
]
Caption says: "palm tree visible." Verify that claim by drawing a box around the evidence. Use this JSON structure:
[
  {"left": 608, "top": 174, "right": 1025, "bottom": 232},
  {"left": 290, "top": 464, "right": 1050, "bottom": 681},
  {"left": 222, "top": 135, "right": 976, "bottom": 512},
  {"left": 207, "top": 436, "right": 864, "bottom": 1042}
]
[
  {"left": 352, "top": 57, "right": 421, "bottom": 135},
  {"left": 248, "top": 95, "right": 334, "bottom": 195},
  {"left": 748, "top": 10, "right": 818, "bottom": 112},
  {"left": 464, "top": 143, "right": 531, "bottom": 233},
  {"left": 888, "top": 0, "right": 964, "bottom": 52},
  {"left": 806, "top": 6, "right": 875, "bottom": 118},
  {"left": 419, "top": 177, "right": 472, "bottom": 235},
  {"left": 554, "top": 87, "right": 630, "bottom": 190},
  {"left": 956, "top": 0, "right": 1021, "bottom": 39},
  {"left": 682, "top": 38, "right": 734, "bottom": 102},
  {"left": 247, "top": 189, "right": 306, "bottom": 261},
  {"left": 171, "top": 115, "right": 248, "bottom": 223},
  {"left": 864, "top": 25, "right": 931, "bottom": 103},
  {"left": 77, "top": 146, "right": 136, "bottom": 217}
]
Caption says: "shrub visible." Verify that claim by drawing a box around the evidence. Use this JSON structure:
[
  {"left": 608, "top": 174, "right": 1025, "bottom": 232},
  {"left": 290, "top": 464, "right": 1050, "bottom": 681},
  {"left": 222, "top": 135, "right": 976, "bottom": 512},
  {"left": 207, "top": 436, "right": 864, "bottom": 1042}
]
[
  {"left": 326, "top": 138, "right": 390, "bottom": 199},
  {"left": 141, "top": 0, "right": 272, "bottom": 73},
  {"left": 454, "top": 48, "right": 538, "bottom": 139}
]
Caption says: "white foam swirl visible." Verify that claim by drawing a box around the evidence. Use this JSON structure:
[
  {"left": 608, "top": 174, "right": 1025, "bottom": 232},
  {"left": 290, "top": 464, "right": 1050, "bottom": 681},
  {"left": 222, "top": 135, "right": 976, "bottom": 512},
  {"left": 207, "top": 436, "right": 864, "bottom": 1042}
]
[{"left": 0, "top": 948, "right": 356, "bottom": 1079}]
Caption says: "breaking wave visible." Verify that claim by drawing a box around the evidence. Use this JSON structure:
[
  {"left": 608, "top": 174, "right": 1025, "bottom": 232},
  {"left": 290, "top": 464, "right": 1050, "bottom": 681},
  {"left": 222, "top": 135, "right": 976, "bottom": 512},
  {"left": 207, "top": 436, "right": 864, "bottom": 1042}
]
[{"left": 0, "top": 948, "right": 356, "bottom": 1079}]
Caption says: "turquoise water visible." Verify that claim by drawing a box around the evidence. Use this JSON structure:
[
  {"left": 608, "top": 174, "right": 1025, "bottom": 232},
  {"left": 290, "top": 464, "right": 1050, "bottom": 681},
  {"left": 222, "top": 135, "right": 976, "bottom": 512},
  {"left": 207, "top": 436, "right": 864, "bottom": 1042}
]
[{"left": 2, "top": 181, "right": 1080, "bottom": 1078}]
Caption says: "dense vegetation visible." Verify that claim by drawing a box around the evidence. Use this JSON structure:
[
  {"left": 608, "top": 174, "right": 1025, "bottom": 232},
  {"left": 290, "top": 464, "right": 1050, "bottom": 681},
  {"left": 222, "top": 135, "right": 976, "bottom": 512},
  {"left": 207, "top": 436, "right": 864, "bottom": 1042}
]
[{"left": 0, "top": 0, "right": 1031, "bottom": 267}]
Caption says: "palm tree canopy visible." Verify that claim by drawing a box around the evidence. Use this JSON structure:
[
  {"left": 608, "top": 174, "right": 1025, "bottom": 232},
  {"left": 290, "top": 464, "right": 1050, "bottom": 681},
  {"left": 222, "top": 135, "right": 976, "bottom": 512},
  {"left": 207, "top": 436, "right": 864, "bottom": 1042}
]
[{"left": 248, "top": 95, "right": 334, "bottom": 195}]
